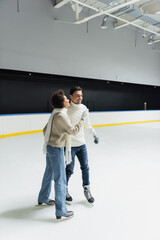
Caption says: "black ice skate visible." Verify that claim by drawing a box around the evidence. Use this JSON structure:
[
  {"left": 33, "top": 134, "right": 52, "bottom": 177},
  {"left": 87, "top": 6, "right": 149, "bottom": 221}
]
[
  {"left": 66, "top": 187, "right": 73, "bottom": 204},
  {"left": 83, "top": 185, "right": 95, "bottom": 203},
  {"left": 38, "top": 199, "right": 55, "bottom": 206},
  {"left": 56, "top": 211, "right": 74, "bottom": 219}
]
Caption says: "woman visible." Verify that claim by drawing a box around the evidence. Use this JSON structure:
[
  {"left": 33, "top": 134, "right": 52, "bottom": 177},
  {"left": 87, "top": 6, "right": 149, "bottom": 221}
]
[{"left": 38, "top": 90, "right": 84, "bottom": 219}]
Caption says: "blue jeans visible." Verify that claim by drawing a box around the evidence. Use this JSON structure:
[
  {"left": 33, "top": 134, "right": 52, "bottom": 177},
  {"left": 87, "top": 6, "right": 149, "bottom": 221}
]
[
  {"left": 38, "top": 145, "right": 67, "bottom": 216},
  {"left": 66, "top": 144, "right": 90, "bottom": 186}
]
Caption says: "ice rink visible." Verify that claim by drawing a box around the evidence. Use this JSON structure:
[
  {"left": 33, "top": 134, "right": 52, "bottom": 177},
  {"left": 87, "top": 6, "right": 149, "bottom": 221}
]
[{"left": 0, "top": 122, "right": 160, "bottom": 240}]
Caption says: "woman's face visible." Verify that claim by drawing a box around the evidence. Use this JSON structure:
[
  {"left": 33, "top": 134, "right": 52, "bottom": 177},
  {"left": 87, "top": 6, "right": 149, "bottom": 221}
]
[{"left": 63, "top": 96, "right": 70, "bottom": 108}]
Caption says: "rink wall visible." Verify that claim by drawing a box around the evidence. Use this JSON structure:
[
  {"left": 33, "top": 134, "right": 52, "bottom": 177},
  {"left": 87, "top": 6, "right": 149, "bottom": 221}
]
[{"left": 0, "top": 110, "right": 160, "bottom": 138}]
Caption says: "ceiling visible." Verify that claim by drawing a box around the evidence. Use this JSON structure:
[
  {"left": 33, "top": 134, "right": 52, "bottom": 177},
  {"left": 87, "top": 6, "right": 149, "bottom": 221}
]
[{"left": 54, "top": 0, "right": 160, "bottom": 44}]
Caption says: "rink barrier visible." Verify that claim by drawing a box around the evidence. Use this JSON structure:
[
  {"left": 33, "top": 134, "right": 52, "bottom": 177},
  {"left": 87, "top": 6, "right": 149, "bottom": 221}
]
[{"left": 0, "top": 119, "right": 160, "bottom": 138}]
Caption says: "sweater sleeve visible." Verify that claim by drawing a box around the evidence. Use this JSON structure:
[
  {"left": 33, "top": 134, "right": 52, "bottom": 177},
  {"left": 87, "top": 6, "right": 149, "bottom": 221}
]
[
  {"left": 54, "top": 113, "right": 84, "bottom": 136},
  {"left": 84, "top": 109, "right": 96, "bottom": 136}
]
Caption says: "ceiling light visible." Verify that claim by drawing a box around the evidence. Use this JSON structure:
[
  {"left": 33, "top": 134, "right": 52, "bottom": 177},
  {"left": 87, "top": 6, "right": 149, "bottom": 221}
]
[
  {"left": 148, "top": 34, "right": 160, "bottom": 45},
  {"left": 101, "top": 16, "right": 108, "bottom": 29},
  {"left": 148, "top": 34, "right": 154, "bottom": 45}
]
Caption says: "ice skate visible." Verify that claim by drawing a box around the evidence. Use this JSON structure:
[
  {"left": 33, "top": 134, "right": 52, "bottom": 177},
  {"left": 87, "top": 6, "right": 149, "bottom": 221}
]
[
  {"left": 38, "top": 199, "right": 55, "bottom": 206},
  {"left": 56, "top": 211, "right": 74, "bottom": 219},
  {"left": 83, "top": 185, "right": 94, "bottom": 203},
  {"left": 66, "top": 186, "right": 73, "bottom": 204}
]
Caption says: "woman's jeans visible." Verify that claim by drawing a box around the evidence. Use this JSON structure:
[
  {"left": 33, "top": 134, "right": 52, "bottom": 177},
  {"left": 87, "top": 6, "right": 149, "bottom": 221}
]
[
  {"left": 66, "top": 144, "right": 90, "bottom": 186},
  {"left": 38, "top": 145, "right": 67, "bottom": 216}
]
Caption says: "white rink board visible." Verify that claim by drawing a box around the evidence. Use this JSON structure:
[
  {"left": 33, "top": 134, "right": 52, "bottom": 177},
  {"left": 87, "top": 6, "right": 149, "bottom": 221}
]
[{"left": 0, "top": 110, "right": 160, "bottom": 135}]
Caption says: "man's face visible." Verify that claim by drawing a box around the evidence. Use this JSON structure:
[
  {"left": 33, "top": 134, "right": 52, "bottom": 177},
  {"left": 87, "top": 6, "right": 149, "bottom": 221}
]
[{"left": 70, "top": 90, "right": 83, "bottom": 104}]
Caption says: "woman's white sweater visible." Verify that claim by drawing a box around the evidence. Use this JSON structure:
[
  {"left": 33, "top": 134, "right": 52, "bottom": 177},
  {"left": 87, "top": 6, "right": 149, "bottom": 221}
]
[{"left": 67, "top": 101, "right": 96, "bottom": 147}]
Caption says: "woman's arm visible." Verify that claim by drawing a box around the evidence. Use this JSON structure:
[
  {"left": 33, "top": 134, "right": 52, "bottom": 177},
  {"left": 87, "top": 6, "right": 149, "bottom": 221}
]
[{"left": 54, "top": 113, "right": 84, "bottom": 136}]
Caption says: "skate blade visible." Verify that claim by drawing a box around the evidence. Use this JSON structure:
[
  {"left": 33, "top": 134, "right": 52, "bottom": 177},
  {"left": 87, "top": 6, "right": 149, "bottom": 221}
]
[
  {"left": 65, "top": 201, "right": 72, "bottom": 205},
  {"left": 35, "top": 203, "right": 54, "bottom": 207}
]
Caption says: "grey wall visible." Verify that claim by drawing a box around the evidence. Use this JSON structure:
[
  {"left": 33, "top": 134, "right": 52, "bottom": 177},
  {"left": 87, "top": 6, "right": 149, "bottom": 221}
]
[{"left": 0, "top": 0, "right": 160, "bottom": 86}]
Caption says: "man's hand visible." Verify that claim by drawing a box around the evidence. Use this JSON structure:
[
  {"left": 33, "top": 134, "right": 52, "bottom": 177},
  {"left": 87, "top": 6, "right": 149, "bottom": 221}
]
[{"left": 94, "top": 136, "right": 99, "bottom": 144}]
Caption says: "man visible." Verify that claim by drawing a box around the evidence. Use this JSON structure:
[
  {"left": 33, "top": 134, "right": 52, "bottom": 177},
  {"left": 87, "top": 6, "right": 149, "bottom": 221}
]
[{"left": 66, "top": 86, "right": 99, "bottom": 204}]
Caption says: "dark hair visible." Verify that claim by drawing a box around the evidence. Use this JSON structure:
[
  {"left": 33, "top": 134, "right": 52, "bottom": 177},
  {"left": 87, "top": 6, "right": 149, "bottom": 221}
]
[
  {"left": 51, "top": 90, "right": 65, "bottom": 108},
  {"left": 70, "top": 86, "right": 82, "bottom": 95}
]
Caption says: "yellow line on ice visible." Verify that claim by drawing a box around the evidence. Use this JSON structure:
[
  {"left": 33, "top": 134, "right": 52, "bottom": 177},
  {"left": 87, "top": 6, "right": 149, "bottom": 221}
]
[
  {"left": 0, "top": 130, "right": 42, "bottom": 138},
  {"left": 92, "top": 120, "right": 160, "bottom": 128}
]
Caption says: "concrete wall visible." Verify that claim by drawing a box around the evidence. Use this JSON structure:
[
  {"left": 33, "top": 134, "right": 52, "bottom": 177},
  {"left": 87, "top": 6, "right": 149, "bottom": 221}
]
[{"left": 0, "top": 0, "right": 160, "bottom": 86}]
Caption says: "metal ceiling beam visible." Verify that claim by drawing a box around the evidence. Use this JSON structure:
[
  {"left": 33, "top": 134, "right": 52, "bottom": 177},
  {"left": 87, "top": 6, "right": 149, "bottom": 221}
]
[
  {"left": 73, "top": 0, "right": 141, "bottom": 23},
  {"left": 54, "top": 0, "right": 160, "bottom": 36},
  {"left": 71, "top": 0, "right": 160, "bottom": 36},
  {"left": 114, "top": 8, "right": 160, "bottom": 29}
]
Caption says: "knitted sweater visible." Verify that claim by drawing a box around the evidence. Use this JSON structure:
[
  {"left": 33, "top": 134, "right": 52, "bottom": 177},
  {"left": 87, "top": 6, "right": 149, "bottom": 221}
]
[
  {"left": 67, "top": 101, "right": 96, "bottom": 147},
  {"left": 43, "top": 111, "right": 84, "bottom": 148}
]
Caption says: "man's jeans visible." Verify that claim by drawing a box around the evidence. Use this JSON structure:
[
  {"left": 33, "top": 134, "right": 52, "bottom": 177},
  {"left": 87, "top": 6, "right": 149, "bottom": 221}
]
[
  {"left": 38, "top": 145, "right": 67, "bottom": 216},
  {"left": 66, "top": 144, "right": 90, "bottom": 186}
]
